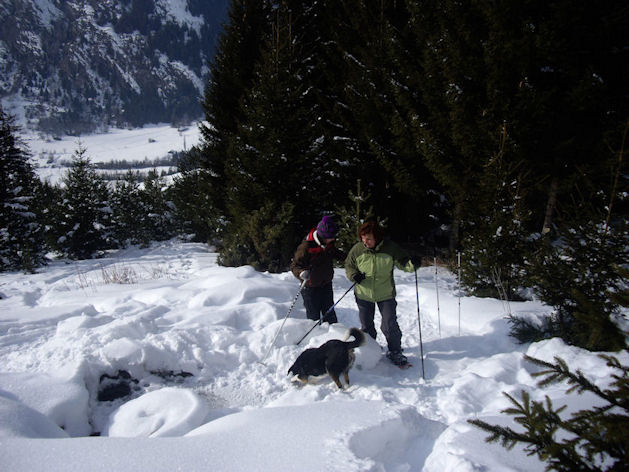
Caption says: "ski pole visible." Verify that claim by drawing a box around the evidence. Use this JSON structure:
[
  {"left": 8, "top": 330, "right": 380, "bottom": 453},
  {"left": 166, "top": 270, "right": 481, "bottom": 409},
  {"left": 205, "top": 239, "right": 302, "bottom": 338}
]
[
  {"left": 296, "top": 282, "right": 357, "bottom": 346},
  {"left": 434, "top": 254, "right": 441, "bottom": 338},
  {"left": 260, "top": 279, "right": 307, "bottom": 364},
  {"left": 415, "top": 269, "right": 426, "bottom": 380},
  {"left": 457, "top": 251, "right": 461, "bottom": 336}
]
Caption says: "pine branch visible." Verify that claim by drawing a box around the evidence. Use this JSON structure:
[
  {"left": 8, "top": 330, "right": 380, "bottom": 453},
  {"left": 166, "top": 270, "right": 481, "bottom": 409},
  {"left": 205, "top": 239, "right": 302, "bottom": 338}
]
[
  {"left": 525, "top": 355, "right": 629, "bottom": 410},
  {"left": 470, "top": 355, "right": 629, "bottom": 471},
  {"left": 468, "top": 418, "right": 535, "bottom": 451}
]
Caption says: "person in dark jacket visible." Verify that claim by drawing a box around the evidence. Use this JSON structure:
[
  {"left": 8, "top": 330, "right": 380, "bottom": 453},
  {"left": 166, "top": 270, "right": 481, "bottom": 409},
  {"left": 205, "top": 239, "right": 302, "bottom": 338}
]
[
  {"left": 345, "top": 220, "right": 417, "bottom": 366},
  {"left": 290, "top": 216, "right": 346, "bottom": 324}
]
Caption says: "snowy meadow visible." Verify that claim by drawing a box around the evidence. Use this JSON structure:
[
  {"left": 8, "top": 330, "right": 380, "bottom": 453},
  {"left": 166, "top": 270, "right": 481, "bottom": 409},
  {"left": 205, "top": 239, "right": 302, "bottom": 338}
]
[
  {"left": 1, "top": 240, "right": 625, "bottom": 471},
  {"left": 22, "top": 124, "right": 201, "bottom": 184}
]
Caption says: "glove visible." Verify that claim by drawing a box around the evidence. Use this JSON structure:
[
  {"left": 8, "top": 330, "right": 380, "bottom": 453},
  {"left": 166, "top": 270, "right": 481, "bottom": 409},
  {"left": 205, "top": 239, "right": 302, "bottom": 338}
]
[
  {"left": 353, "top": 272, "right": 366, "bottom": 284},
  {"left": 299, "top": 270, "right": 310, "bottom": 281},
  {"left": 410, "top": 255, "right": 422, "bottom": 268}
]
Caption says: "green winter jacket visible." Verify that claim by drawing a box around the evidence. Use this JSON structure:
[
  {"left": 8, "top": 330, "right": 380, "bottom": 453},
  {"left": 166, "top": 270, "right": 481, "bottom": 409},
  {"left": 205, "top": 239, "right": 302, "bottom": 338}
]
[{"left": 345, "top": 239, "right": 415, "bottom": 302}]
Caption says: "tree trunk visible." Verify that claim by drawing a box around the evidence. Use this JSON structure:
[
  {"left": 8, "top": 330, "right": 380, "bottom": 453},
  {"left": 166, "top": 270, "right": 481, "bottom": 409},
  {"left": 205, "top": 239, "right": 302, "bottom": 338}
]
[
  {"left": 542, "top": 177, "right": 559, "bottom": 235},
  {"left": 449, "top": 199, "right": 463, "bottom": 252}
]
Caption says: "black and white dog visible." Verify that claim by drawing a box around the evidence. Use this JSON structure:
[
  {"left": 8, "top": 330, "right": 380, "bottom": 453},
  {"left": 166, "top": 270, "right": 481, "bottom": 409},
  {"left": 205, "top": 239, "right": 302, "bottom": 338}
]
[{"left": 288, "top": 327, "right": 365, "bottom": 389}]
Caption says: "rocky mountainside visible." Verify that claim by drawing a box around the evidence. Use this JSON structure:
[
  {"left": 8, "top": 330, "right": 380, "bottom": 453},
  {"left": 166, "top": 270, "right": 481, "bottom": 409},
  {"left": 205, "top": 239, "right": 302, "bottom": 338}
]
[{"left": 0, "top": 0, "right": 228, "bottom": 135}]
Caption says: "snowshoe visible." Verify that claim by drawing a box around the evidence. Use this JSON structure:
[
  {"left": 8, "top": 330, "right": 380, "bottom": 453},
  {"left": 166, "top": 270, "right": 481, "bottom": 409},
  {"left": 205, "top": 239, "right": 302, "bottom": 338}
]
[{"left": 386, "top": 350, "right": 411, "bottom": 369}]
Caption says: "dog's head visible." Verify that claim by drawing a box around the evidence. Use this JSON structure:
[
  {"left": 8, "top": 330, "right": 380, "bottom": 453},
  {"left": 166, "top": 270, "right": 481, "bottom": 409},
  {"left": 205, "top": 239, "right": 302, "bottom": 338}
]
[
  {"left": 287, "top": 360, "right": 300, "bottom": 376},
  {"left": 287, "top": 348, "right": 325, "bottom": 377},
  {"left": 287, "top": 349, "right": 309, "bottom": 376}
]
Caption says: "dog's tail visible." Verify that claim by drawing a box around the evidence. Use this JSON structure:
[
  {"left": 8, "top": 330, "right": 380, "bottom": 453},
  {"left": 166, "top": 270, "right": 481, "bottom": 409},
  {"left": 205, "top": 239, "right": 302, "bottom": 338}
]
[{"left": 344, "top": 327, "right": 365, "bottom": 349}]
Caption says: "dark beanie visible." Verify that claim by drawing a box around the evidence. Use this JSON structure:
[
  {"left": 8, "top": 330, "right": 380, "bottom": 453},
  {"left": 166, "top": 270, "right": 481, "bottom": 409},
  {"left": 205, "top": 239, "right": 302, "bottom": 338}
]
[{"left": 316, "top": 216, "right": 338, "bottom": 239}]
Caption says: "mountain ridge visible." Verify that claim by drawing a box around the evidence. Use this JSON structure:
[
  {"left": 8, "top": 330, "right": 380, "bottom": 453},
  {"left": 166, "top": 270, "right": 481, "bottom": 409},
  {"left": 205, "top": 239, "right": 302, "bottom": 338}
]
[{"left": 0, "top": 0, "right": 228, "bottom": 135}]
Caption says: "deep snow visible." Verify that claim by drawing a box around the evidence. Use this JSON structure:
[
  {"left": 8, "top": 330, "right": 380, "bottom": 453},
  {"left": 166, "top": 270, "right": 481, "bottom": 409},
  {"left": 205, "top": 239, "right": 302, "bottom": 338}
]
[{"left": 1, "top": 241, "right": 624, "bottom": 471}]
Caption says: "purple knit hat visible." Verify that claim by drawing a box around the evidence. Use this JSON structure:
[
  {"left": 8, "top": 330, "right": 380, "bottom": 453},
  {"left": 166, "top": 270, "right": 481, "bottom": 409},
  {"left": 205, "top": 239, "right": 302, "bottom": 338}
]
[{"left": 316, "top": 216, "right": 339, "bottom": 239}]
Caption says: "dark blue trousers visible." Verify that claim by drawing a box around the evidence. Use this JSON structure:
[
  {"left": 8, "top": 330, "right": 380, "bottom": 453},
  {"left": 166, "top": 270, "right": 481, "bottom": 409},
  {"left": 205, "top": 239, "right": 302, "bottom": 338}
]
[
  {"left": 355, "top": 296, "right": 402, "bottom": 352},
  {"left": 302, "top": 281, "right": 337, "bottom": 323}
]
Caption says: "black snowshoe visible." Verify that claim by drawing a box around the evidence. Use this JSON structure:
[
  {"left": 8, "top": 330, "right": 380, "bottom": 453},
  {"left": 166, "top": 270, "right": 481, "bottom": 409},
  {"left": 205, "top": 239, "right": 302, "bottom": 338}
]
[{"left": 386, "top": 350, "right": 411, "bottom": 369}]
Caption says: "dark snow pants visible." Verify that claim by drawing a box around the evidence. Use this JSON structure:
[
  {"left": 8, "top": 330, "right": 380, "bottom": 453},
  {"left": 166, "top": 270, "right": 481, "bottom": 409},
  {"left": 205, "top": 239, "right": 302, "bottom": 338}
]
[
  {"left": 355, "top": 296, "right": 402, "bottom": 352},
  {"left": 302, "top": 281, "right": 337, "bottom": 323}
]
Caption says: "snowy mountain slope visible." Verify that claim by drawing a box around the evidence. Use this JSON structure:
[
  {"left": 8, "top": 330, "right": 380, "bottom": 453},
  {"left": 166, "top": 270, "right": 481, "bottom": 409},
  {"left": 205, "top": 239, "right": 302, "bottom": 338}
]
[
  {"left": 0, "top": 0, "right": 228, "bottom": 134},
  {"left": 1, "top": 241, "right": 625, "bottom": 471}
]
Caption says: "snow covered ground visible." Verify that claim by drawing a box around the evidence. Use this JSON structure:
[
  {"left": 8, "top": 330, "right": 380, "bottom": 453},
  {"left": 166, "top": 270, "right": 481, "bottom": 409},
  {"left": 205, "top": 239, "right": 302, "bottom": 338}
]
[
  {"left": 1, "top": 241, "right": 624, "bottom": 471},
  {"left": 21, "top": 124, "right": 201, "bottom": 184}
]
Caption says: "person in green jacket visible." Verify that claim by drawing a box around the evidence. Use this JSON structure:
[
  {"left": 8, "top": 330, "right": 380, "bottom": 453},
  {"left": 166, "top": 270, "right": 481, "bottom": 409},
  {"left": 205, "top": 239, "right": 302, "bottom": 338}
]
[{"left": 345, "top": 220, "right": 416, "bottom": 366}]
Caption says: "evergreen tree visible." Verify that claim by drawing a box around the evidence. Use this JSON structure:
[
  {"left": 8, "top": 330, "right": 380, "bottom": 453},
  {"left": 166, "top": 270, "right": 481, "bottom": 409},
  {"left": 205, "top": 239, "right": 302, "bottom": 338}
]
[
  {"left": 55, "top": 145, "right": 112, "bottom": 259},
  {"left": 397, "top": 0, "right": 496, "bottom": 251},
  {"left": 282, "top": 0, "right": 369, "bottom": 213},
  {"left": 334, "top": 178, "right": 378, "bottom": 253},
  {"left": 460, "top": 127, "right": 533, "bottom": 300},
  {"left": 392, "top": 0, "right": 629, "bottom": 319},
  {"left": 397, "top": 0, "right": 627, "bottom": 248},
  {"left": 509, "top": 117, "right": 628, "bottom": 351},
  {"left": 510, "top": 218, "right": 628, "bottom": 352},
  {"left": 491, "top": 1, "right": 628, "bottom": 236},
  {"left": 141, "top": 169, "right": 175, "bottom": 243},
  {"left": 36, "top": 180, "right": 64, "bottom": 255},
  {"left": 198, "top": 0, "right": 271, "bottom": 218},
  {"left": 220, "top": 200, "right": 296, "bottom": 272},
  {"left": 109, "top": 171, "right": 148, "bottom": 247},
  {"left": 219, "top": 2, "right": 316, "bottom": 271},
  {"left": 336, "top": 0, "right": 441, "bottom": 243},
  {"left": 0, "top": 106, "right": 46, "bottom": 271},
  {"left": 469, "top": 354, "right": 629, "bottom": 471},
  {"left": 170, "top": 147, "right": 222, "bottom": 244}
]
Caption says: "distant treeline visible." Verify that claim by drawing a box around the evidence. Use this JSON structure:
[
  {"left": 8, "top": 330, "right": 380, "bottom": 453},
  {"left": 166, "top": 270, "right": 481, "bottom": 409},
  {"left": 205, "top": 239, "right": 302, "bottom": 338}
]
[
  {"left": 53, "top": 152, "right": 184, "bottom": 171},
  {"left": 98, "top": 168, "right": 177, "bottom": 182},
  {"left": 94, "top": 153, "right": 182, "bottom": 170}
]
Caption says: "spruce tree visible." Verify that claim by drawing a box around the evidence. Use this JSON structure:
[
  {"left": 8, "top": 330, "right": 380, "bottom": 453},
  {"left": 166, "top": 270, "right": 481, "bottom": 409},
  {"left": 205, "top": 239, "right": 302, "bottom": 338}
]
[
  {"left": 141, "top": 169, "right": 174, "bottom": 243},
  {"left": 336, "top": 1, "right": 441, "bottom": 242},
  {"left": 334, "top": 178, "right": 378, "bottom": 253},
  {"left": 491, "top": 0, "right": 628, "bottom": 236},
  {"left": 198, "top": 0, "right": 271, "bottom": 218},
  {"left": 0, "top": 106, "right": 46, "bottom": 271},
  {"left": 513, "top": 218, "right": 628, "bottom": 352},
  {"left": 398, "top": 0, "right": 496, "bottom": 251},
  {"left": 397, "top": 0, "right": 627, "bottom": 245},
  {"left": 219, "top": 3, "right": 315, "bottom": 271},
  {"left": 221, "top": 200, "right": 296, "bottom": 272},
  {"left": 36, "top": 180, "right": 64, "bottom": 255},
  {"left": 110, "top": 171, "right": 147, "bottom": 247},
  {"left": 469, "top": 354, "right": 629, "bottom": 471},
  {"left": 459, "top": 125, "right": 534, "bottom": 300},
  {"left": 170, "top": 147, "right": 222, "bottom": 244},
  {"left": 282, "top": 0, "right": 368, "bottom": 212},
  {"left": 55, "top": 145, "right": 112, "bottom": 259},
  {"left": 510, "top": 116, "right": 628, "bottom": 351}
]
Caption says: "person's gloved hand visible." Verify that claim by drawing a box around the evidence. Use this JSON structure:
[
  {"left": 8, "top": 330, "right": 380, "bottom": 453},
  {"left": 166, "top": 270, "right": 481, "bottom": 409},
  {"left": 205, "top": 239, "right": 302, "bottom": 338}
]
[
  {"left": 299, "top": 270, "right": 310, "bottom": 281},
  {"left": 410, "top": 255, "right": 422, "bottom": 268},
  {"left": 353, "top": 272, "right": 366, "bottom": 284}
]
